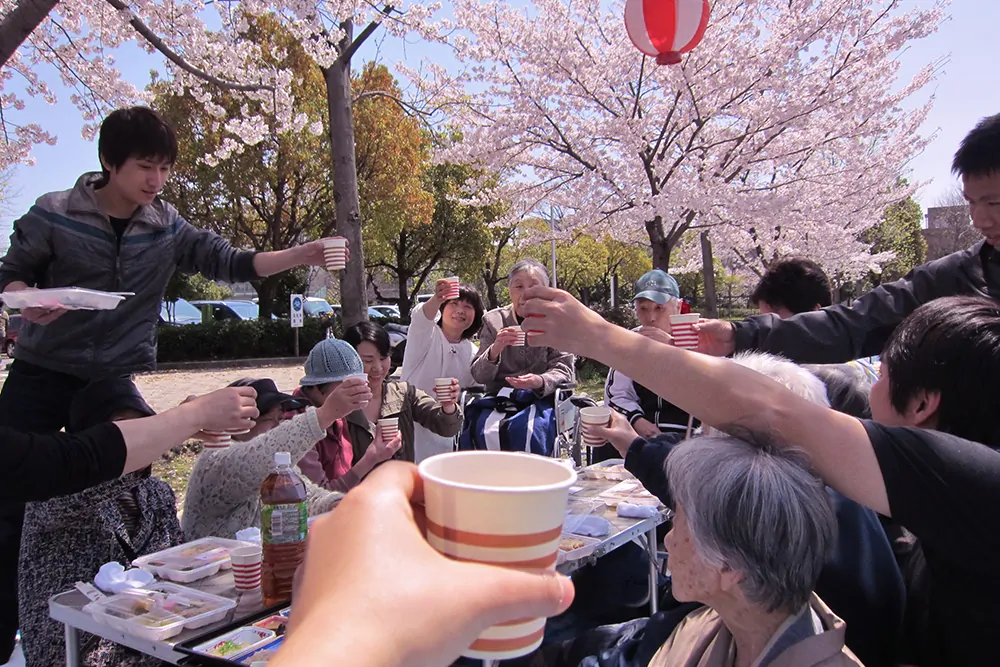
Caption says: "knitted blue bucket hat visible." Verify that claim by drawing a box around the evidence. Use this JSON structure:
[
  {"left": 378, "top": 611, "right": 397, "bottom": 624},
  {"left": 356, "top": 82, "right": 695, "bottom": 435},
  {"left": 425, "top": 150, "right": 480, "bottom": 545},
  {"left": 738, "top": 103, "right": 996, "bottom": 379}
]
[{"left": 300, "top": 337, "right": 364, "bottom": 386}]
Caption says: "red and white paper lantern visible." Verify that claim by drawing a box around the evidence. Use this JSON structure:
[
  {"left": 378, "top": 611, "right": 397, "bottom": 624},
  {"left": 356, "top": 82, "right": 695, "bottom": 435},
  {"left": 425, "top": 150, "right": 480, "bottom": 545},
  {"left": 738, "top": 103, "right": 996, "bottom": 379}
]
[{"left": 625, "top": 0, "right": 711, "bottom": 66}]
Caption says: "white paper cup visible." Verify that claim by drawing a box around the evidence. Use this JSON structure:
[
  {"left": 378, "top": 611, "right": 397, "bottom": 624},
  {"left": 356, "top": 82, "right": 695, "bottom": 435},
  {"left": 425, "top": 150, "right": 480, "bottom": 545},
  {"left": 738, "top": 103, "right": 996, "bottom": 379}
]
[
  {"left": 323, "top": 239, "right": 348, "bottom": 271},
  {"left": 669, "top": 314, "right": 700, "bottom": 350},
  {"left": 201, "top": 432, "right": 232, "bottom": 448},
  {"left": 434, "top": 378, "right": 454, "bottom": 402},
  {"left": 512, "top": 329, "right": 527, "bottom": 346},
  {"left": 230, "top": 545, "right": 262, "bottom": 591},
  {"left": 579, "top": 406, "right": 611, "bottom": 447},
  {"left": 377, "top": 417, "right": 399, "bottom": 441},
  {"left": 444, "top": 276, "right": 461, "bottom": 300},
  {"left": 418, "top": 451, "right": 576, "bottom": 660}
]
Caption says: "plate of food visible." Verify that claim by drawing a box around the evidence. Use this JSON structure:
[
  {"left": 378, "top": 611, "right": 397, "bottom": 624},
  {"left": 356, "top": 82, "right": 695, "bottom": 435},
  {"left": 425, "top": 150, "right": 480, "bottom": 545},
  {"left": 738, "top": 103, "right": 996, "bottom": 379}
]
[{"left": 557, "top": 534, "right": 601, "bottom": 563}]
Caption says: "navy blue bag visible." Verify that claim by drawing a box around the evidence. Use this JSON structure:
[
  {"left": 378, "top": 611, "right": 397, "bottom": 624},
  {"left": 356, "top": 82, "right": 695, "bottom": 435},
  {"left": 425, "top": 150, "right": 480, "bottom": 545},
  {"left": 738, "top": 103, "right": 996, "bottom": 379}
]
[{"left": 457, "top": 388, "right": 557, "bottom": 456}]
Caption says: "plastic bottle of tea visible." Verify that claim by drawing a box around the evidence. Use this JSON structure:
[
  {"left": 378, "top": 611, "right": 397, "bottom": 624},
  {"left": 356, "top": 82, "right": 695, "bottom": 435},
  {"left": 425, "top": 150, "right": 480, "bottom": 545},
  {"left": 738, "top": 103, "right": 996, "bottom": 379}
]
[{"left": 260, "top": 452, "right": 307, "bottom": 606}]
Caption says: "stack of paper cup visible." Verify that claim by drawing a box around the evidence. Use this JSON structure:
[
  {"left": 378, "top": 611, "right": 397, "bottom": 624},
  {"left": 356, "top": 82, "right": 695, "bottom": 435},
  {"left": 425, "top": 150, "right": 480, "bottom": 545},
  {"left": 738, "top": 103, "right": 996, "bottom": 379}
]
[
  {"left": 579, "top": 406, "right": 611, "bottom": 447},
  {"left": 669, "top": 314, "right": 700, "bottom": 350},
  {"left": 377, "top": 417, "right": 399, "bottom": 442},
  {"left": 444, "top": 276, "right": 461, "bottom": 300},
  {"left": 230, "top": 545, "right": 262, "bottom": 592},
  {"left": 418, "top": 451, "right": 576, "bottom": 661},
  {"left": 323, "top": 238, "right": 348, "bottom": 271},
  {"left": 434, "top": 378, "right": 454, "bottom": 402}
]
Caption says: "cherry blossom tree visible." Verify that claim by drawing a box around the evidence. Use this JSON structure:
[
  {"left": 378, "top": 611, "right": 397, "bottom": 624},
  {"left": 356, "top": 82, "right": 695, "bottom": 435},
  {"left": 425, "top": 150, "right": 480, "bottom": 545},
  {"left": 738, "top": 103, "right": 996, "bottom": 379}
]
[
  {"left": 0, "top": 0, "right": 445, "bottom": 326},
  {"left": 408, "top": 0, "right": 946, "bottom": 284}
]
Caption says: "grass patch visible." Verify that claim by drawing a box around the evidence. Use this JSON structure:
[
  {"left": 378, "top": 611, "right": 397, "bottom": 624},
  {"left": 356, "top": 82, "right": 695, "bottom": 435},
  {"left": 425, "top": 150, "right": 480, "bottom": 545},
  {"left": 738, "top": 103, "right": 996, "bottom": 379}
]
[{"left": 153, "top": 442, "right": 202, "bottom": 513}]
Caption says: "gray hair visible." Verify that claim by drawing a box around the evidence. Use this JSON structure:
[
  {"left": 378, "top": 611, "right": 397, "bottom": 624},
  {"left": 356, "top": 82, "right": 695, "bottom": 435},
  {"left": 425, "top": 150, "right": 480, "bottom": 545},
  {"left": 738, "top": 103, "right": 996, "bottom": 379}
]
[
  {"left": 666, "top": 432, "right": 835, "bottom": 613},
  {"left": 731, "top": 352, "right": 830, "bottom": 408},
  {"left": 508, "top": 258, "right": 549, "bottom": 285}
]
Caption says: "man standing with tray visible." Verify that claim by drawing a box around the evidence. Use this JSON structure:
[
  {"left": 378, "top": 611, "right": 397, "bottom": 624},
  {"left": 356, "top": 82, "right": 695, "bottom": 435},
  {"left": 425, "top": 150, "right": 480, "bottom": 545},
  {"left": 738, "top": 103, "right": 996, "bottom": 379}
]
[{"left": 0, "top": 106, "right": 348, "bottom": 662}]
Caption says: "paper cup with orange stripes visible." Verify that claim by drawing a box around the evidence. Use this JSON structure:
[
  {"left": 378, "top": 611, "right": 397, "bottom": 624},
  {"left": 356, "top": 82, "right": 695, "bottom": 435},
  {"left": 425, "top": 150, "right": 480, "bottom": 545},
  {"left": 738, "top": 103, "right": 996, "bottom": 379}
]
[{"left": 418, "top": 451, "right": 577, "bottom": 660}]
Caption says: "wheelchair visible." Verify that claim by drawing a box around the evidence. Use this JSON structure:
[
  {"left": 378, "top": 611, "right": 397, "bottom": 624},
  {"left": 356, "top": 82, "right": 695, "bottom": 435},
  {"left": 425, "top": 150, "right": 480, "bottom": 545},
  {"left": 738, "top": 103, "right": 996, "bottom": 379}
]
[{"left": 456, "top": 383, "right": 598, "bottom": 465}]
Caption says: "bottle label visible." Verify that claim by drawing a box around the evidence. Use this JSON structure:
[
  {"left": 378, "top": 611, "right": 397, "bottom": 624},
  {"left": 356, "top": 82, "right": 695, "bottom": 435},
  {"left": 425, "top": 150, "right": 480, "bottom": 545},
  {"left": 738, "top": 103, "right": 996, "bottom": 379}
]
[{"left": 261, "top": 502, "right": 307, "bottom": 544}]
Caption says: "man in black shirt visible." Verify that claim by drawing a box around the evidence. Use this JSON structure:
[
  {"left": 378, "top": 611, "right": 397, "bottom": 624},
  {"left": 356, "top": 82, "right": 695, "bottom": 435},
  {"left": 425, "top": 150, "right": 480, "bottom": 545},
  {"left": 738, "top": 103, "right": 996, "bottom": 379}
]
[{"left": 521, "top": 289, "right": 1000, "bottom": 667}]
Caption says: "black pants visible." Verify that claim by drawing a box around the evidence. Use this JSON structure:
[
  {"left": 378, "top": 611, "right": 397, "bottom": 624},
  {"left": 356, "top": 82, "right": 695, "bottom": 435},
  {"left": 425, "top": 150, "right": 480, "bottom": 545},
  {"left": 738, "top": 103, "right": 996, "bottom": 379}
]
[{"left": 0, "top": 361, "right": 86, "bottom": 661}]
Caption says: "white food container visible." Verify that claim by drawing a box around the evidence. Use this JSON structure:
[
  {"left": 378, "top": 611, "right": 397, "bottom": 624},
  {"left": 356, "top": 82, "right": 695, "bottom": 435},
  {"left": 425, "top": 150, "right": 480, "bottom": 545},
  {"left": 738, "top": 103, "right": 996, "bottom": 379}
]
[
  {"left": 556, "top": 534, "right": 602, "bottom": 564},
  {"left": 1, "top": 287, "right": 125, "bottom": 311},
  {"left": 83, "top": 582, "right": 236, "bottom": 642},
  {"left": 584, "top": 459, "right": 633, "bottom": 481},
  {"left": 598, "top": 480, "right": 660, "bottom": 507},
  {"left": 133, "top": 537, "right": 251, "bottom": 584}
]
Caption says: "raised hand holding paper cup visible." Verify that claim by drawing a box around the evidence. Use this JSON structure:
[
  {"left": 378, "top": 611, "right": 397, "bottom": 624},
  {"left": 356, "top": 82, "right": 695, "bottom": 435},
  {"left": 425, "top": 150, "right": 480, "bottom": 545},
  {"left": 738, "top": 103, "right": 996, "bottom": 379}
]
[
  {"left": 434, "top": 378, "right": 459, "bottom": 404},
  {"left": 418, "top": 451, "right": 576, "bottom": 660},
  {"left": 669, "top": 314, "right": 700, "bottom": 350},
  {"left": 579, "top": 406, "right": 612, "bottom": 447},
  {"left": 443, "top": 276, "right": 461, "bottom": 301},
  {"left": 377, "top": 417, "right": 399, "bottom": 442},
  {"left": 322, "top": 238, "right": 348, "bottom": 271}
]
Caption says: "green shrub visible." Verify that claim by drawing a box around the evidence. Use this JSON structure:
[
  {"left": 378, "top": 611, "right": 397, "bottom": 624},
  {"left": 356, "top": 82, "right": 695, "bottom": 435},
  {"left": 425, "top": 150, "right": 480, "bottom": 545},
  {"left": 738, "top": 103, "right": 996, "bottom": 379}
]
[{"left": 157, "top": 317, "right": 336, "bottom": 363}]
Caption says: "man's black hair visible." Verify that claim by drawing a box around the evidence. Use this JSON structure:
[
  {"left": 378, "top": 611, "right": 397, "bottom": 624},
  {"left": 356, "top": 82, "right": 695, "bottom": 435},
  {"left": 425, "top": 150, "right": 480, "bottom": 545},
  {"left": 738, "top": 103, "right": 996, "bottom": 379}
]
[
  {"left": 344, "top": 320, "right": 391, "bottom": 358},
  {"left": 438, "top": 284, "right": 485, "bottom": 340},
  {"left": 952, "top": 113, "right": 1000, "bottom": 178},
  {"left": 751, "top": 257, "right": 832, "bottom": 315},
  {"left": 882, "top": 296, "right": 1000, "bottom": 447},
  {"left": 97, "top": 106, "right": 178, "bottom": 184}
]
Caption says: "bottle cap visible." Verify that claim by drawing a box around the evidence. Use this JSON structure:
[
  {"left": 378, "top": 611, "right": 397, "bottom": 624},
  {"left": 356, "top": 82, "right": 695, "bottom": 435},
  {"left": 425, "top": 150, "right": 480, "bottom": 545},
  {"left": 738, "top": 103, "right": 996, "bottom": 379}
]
[{"left": 275, "top": 452, "right": 291, "bottom": 466}]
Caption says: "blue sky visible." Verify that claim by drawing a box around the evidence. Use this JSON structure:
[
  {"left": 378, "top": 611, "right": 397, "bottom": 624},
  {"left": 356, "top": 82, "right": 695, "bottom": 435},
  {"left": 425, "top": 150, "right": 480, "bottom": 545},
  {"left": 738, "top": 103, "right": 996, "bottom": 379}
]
[{"left": 3, "top": 0, "right": 995, "bottom": 234}]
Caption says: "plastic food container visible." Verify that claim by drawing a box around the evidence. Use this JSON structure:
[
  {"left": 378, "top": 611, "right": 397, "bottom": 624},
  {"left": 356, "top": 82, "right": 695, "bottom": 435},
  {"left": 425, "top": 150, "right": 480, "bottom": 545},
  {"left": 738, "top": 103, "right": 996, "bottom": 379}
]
[
  {"left": 193, "top": 626, "right": 274, "bottom": 659},
  {"left": 277, "top": 607, "right": 291, "bottom": 618},
  {"left": 1, "top": 287, "right": 125, "bottom": 311},
  {"left": 584, "top": 459, "right": 633, "bottom": 481},
  {"left": 133, "top": 537, "right": 251, "bottom": 583},
  {"left": 83, "top": 582, "right": 237, "bottom": 642},
  {"left": 556, "top": 534, "right": 601, "bottom": 564},
  {"left": 237, "top": 637, "right": 285, "bottom": 664},
  {"left": 598, "top": 480, "right": 660, "bottom": 507},
  {"left": 251, "top": 615, "right": 288, "bottom": 634}
]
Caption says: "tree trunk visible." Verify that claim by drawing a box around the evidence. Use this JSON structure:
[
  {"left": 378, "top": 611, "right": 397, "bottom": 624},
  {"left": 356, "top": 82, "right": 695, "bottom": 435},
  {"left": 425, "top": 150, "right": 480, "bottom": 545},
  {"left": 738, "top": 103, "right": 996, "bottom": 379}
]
[
  {"left": 645, "top": 216, "right": 671, "bottom": 271},
  {"left": 482, "top": 266, "right": 500, "bottom": 310},
  {"left": 0, "top": 0, "right": 59, "bottom": 69},
  {"left": 699, "top": 232, "right": 718, "bottom": 319},
  {"left": 324, "top": 22, "right": 368, "bottom": 329},
  {"left": 254, "top": 275, "right": 283, "bottom": 318}
]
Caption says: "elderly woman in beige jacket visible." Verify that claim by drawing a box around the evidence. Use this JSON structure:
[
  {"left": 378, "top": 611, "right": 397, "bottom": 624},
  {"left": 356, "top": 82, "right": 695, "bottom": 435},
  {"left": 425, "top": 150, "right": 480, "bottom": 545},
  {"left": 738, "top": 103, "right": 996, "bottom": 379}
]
[
  {"left": 649, "top": 433, "right": 862, "bottom": 667},
  {"left": 471, "top": 259, "right": 575, "bottom": 396}
]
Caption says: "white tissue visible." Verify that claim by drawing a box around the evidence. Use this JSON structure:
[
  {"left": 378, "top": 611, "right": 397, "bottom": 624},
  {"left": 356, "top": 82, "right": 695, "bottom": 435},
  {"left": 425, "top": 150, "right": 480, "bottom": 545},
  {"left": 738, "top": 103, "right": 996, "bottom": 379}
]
[
  {"left": 616, "top": 503, "right": 659, "bottom": 519},
  {"left": 236, "top": 527, "right": 262, "bottom": 544},
  {"left": 94, "top": 562, "right": 154, "bottom": 594}
]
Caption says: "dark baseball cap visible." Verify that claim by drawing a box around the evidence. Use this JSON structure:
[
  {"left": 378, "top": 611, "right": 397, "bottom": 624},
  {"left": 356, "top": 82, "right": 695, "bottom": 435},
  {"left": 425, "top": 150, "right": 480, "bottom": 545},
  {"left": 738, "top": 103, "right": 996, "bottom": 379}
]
[
  {"left": 634, "top": 269, "right": 681, "bottom": 304},
  {"left": 70, "top": 376, "right": 156, "bottom": 432},
  {"left": 228, "top": 378, "right": 306, "bottom": 413}
]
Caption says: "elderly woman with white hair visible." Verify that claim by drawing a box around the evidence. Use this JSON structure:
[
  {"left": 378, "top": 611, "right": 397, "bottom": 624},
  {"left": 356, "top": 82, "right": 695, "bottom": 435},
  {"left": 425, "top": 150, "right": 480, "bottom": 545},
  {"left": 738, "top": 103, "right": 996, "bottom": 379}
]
[
  {"left": 651, "top": 433, "right": 861, "bottom": 667},
  {"left": 471, "top": 259, "right": 575, "bottom": 396}
]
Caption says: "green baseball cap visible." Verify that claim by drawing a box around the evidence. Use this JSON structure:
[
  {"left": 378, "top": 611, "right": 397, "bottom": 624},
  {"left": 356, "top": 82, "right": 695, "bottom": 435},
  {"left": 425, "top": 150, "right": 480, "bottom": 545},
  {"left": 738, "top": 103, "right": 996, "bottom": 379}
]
[{"left": 634, "top": 269, "right": 680, "bottom": 304}]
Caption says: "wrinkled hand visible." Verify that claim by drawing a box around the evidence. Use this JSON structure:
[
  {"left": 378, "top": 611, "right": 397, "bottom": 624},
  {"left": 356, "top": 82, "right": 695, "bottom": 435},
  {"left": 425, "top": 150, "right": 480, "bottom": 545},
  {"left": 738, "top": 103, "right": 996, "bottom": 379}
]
[
  {"left": 631, "top": 417, "right": 661, "bottom": 440},
  {"left": 636, "top": 326, "right": 674, "bottom": 346},
  {"left": 491, "top": 327, "right": 524, "bottom": 355},
  {"left": 694, "top": 319, "right": 735, "bottom": 357},
  {"left": 369, "top": 430, "right": 403, "bottom": 463},
  {"left": 186, "top": 387, "right": 259, "bottom": 435},
  {"left": 518, "top": 287, "right": 609, "bottom": 357},
  {"left": 506, "top": 374, "right": 544, "bottom": 391},
  {"left": 300, "top": 237, "right": 350, "bottom": 267},
  {"left": 317, "top": 377, "right": 372, "bottom": 427},
  {"left": 276, "top": 463, "right": 574, "bottom": 667},
  {"left": 589, "top": 411, "right": 641, "bottom": 458}
]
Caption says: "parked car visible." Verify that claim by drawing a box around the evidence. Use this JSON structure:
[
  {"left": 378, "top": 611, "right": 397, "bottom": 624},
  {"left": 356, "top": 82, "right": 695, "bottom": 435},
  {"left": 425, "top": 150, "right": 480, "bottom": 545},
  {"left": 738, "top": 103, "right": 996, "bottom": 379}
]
[
  {"left": 415, "top": 294, "right": 434, "bottom": 305},
  {"left": 304, "top": 297, "right": 334, "bottom": 318},
  {"left": 160, "top": 298, "right": 203, "bottom": 326},
  {"left": 190, "top": 300, "right": 260, "bottom": 321},
  {"left": 370, "top": 304, "right": 401, "bottom": 319},
  {"left": 3, "top": 314, "right": 20, "bottom": 357}
]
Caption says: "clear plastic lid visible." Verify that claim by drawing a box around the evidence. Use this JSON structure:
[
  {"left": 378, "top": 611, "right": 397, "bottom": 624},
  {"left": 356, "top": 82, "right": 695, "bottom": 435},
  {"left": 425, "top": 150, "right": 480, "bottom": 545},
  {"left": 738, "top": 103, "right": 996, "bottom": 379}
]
[
  {"left": 133, "top": 537, "right": 251, "bottom": 582},
  {"left": 85, "top": 582, "right": 236, "bottom": 635}
]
